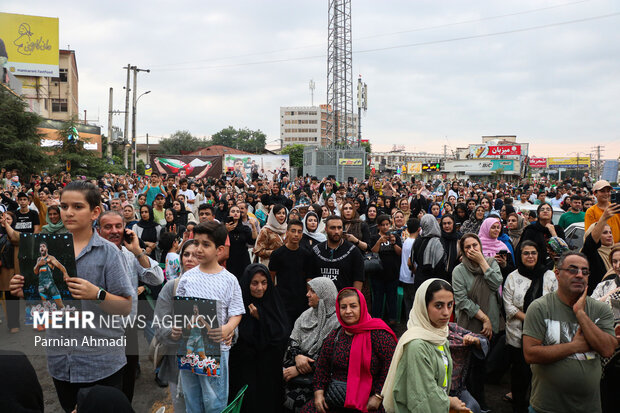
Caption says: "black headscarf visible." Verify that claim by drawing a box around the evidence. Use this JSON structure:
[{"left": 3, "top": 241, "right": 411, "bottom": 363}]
[
  {"left": 136, "top": 205, "right": 159, "bottom": 243},
  {"left": 454, "top": 203, "right": 469, "bottom": 225},
  {"left": 440, "top": 214, "right": 461, "bottom": 277},
  {"left": 238, "top": 263, "right": 289, "bottom": 350},
  {"left": 215, "top": 199, "right": 229, "bottom": 222},
  {"left": 516, "top": 242, "right": 549, "bottom": 313},
  {"left": 0, "top": 350, "right": 44, "bottom": 413}
]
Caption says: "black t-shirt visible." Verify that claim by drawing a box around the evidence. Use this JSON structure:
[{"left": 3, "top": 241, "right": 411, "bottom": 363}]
[
  {"left": 14, "top": 209, "right": 40, "bottom": 233},
  {"left": 311, "top": 240, "right": 364, "bottom": 291},
  {"left": 582, "top": 234, "right": 608, "bottom": 295},
  {"left": 370, "top": 233, "right": 402, "bottom": 281},
  {"left": 269, "top": 245, "right": 313, "bottom": 323}
]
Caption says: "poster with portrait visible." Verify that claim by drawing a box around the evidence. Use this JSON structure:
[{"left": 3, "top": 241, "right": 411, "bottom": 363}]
[
  {"left": 224, "top": 155, "right": 289, "bottom": 182},
  {"left": 174, "top": 296, "right": 221, "bottom": 376},
  {"left": 18, "top": 233, "right": 78, "bottom": 325}
]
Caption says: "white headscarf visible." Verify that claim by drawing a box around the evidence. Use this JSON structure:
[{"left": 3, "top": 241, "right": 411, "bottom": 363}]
[
  {"left": 382, "top": 278, "right": 450, "bottom": 413},
  {"left": 303, "top": 211, "right": 327, "bottom": 243},
  {"left": 264, "top": 205, "right": 288, "bottom": 235}
]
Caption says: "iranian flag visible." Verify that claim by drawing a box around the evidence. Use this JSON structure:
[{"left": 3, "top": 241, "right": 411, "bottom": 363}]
[{"left": 156, "top": 158, "right": 212, "bottom": 176}]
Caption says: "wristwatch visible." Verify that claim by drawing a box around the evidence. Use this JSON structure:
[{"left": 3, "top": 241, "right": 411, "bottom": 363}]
[{"left": 96, "top": 288, "right": 107, "bottom": 302}]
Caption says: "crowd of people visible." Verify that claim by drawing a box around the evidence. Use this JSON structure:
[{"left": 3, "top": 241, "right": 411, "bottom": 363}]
[{"left": 0, "top": 166, "right": 619, "bottom": 413}]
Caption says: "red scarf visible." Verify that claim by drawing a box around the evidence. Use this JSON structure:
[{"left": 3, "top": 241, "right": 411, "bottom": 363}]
[{"left": 336, "top": 288, "right": 397, "bottom": 412}]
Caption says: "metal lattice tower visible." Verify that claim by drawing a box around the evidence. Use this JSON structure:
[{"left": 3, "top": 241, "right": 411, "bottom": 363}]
[{"left": 326, "top": 0, "right": 353, "bottom": 147}]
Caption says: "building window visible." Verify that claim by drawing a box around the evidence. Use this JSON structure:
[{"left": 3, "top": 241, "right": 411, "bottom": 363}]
[
  {"left": 51, "top": 68, "right": 68, "bottom": 83},
  {"left": 52, "top": 98, "right": 68, "bottom": 112}
]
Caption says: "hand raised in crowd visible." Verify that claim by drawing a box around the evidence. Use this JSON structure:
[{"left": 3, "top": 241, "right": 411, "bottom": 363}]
[
  {"left": 123, "top": 229, "right": 141, "bottom": 255},
  {"left": 602, "top": 203, "right": 620, "bottom": 220},
  {"left": 545, "top": 223, "right": 557, "bottom": 237},
  {"left": 466, "top": 248, "right": 486, "bottom": 267},
  {"left": 225, "top": 221, "right": 237, "bottom": 232},
  {"left": 494, "top": 253, "right": 507, "bottom": 268}
]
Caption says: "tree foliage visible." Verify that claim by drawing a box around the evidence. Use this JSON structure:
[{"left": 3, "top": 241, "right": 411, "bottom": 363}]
[
  {"left": 158, "top": 130, "right": 207, "bottom": 155},
  {"left": 281, "top": 144, "right": 305, "bottom": 175},
  {"left": 0, "top": 87, "right": 49, "bottom": 175},
  {"left": 210, "top": 126, "right": 267, "bottom": 153}
]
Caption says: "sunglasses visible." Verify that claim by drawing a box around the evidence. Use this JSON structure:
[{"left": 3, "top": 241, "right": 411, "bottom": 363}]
[
  {"left": 522, "top": 251, "right": 538, "bottom": 256},
  {"left": 559, "top": 266, "right": 590, "bottom": 276}
]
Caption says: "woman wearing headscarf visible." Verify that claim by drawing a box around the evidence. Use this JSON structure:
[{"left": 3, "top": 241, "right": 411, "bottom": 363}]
[
  {"left": 229, "top": 264, "right": 290, "bottom": 413},
  {"left": 283, "top": 278, "right": 340, "bottom": 412},
  {"left": 301, "top": 211, "right": 327, "bottom": 253},
  {"left": 381, "top": 279, "right": 470, "bottom": 413},
  {"left": 411, "top": 215, "right": 446, "bottom": 291},
  {"left": 40, "top": 205, "right": 68, "bottom": 234},
  {"left": 452, "top": 233, "right": 503, "bottom": 411},
  {"left": 439, "top": 214, "right": 459, "bottom": 274},
  {"left": 518, "top": 202, "right": 565, "bottom": 267},
  {"left": 453, "top": 203, "right": 469, "bottom": 230},
  {"left": 134, "top": 204, "right": 162, "bottom": 260},
  {"left": 215, "top": 198, "right": 229, "bottom": 222},
  {"left": 226, "top": 205, "right": 253, "bottom": 280},
  {"left": 503, "top": 240, "right": 557, "bottom": 413},
  {"left": 428, "top": 202, "right": 442, "bottom": 222},
  {"left": 301, "top": 288, "right": 397, "bottom": 413},
  {"left": 0, "top": 350, "right": 44, "bottom": 413},
  {"left": 75, "top": 385, "right": 134, "bottom": 413},
  {"left": 365, "top": 205, "right": 379, "bottom": 238},
  {"left": 164, "top": 208, "right": 185, "bottom": 238},
  {"left": 342, "top": 201, "right": 370, "bottom": 253},
  {"left": 478, "top": 217, "right": 516, "bottom": 279},
  {"left": 122, "top": 204, "right": 138, "bottom": 230},
  {"left": 506, "top": 212, "right": 525, "bottom": 248},
  {"left": 460, "top": 205, "right": 485, "bottom": 235},
  {"left": 254, "top": 204, "right": 287, "bottom": 267}
]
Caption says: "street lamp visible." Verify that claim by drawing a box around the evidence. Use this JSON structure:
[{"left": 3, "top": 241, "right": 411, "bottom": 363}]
[{"left": 132, "top": 90, "right": 151, "bottom": 172}]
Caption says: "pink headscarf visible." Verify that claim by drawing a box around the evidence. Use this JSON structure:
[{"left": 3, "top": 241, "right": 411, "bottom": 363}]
[
  {"left": 478, "top": 217, "right": 506, "bottom": 257},
  {"left": 336, "top": 288, "right": 397, "bottom": 412}
]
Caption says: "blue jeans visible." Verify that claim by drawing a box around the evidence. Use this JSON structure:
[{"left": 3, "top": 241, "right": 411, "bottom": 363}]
[
  {"left": 370, "top": 277, "right": 398, "bottom": 321},
  {"left": 181, "top": 350, "right": 229, "bottom": 413}
]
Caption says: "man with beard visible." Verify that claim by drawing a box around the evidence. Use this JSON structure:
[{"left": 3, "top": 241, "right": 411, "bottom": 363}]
[
  {"left": 523, "top": 252, "right": 616, "bottom": 413},
  {"left": 310, "top": 215, "right": 364, "bottom": 291},
  {"left": 97, "top": 211, "right": 164, "bottom": 401}
]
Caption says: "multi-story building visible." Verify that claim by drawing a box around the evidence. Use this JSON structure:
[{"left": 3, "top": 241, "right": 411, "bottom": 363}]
[
  {"left": 17, "top": 49, "right": 78, "bottom": 121},
  {"left": 280, "top": 104, "right": 358, "bottom": 147}
]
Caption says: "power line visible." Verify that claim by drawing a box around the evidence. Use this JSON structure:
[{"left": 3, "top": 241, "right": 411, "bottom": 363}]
[
  {"left": 148, "top": 0, "right": 592, "bottom": 69},
  {"left": 154, "top": 11, "right": 620, "bottom": 73}
]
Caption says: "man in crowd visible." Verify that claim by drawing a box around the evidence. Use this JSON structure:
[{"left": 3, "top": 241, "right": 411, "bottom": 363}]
[
  {"left": 311, "top": 215, "right": 364, "bottom": 291},
  {"left": 558, "top": 195, "right": 585, "bottom": 229},
  {"left": 15, "top": 192, "right": 40, "bottom": 233},
  {"left": 523, "top": 251, "right": 617, "bottom": 413},
  {"left": 585, "top": 180, "right": 620, "bottom": 243},
  {"left": 152, "top": 193, "right": 166, "bottom": 226},
  {"left": 97, "top": 210, "right": 164, "bottom": 402}
]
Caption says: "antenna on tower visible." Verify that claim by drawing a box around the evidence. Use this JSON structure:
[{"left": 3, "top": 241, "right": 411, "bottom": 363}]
[
  {"left": 326, "top": 0, "right": 353, "bottom": 147},
  {"left": 309, "top": 79, "right": 316, "bottom": 106}
]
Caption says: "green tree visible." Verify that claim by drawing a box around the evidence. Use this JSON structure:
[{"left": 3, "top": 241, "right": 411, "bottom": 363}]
[
  {"left": 210, "top": 126, "right": 267, "bottom": 153},
  {"left": 0, "top": 87, "right": 49, "bottom": 175},
  {"left": 158, "top": 130, "right": 206, "bottom": 155},
  {"left": 281, "top": 144, "right": 305, "bottom": 175}
]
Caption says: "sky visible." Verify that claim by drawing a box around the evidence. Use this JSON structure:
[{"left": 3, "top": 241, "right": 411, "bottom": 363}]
[{"left": 5, "top": 0, "right": 620, "bottom": 158}]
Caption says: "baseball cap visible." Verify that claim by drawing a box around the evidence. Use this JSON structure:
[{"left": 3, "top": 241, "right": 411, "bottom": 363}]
[
  {"left": 592, "top": 180, "right": 612, "bottom": 192},
  {"left": 155, "top": 192, "right": 165, "bottom": 198}
]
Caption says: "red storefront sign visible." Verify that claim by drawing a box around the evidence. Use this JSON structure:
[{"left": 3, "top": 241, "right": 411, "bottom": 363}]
[
  {"left": 488, "top": 145, "right": 521, "bottom": 156},
  {"left": 529, "top": 157, "right": 547, "bottom": 168}
]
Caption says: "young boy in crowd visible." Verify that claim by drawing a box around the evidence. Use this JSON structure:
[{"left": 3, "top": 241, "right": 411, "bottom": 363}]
[
  {"left": 10, "top": 181, "right": 133, "bottom": 412},
  {"left": 170, "top": 221, "right": 244, "bottom": 413}
]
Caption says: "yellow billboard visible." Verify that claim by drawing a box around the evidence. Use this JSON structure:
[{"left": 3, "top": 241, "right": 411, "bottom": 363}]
[
  {"left": 547, "top": 157, "right": 590, "bottom": 168},
  {"left": 0, "top": 12, "right": 59, "bottom": 76},
  {"left": 338, "top": 158, "right": 363, "bottom": 166}
]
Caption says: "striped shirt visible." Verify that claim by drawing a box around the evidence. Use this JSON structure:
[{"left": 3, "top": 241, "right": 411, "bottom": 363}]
[{"left": 176, "top": 267, "right": 245, "bottom": 351}]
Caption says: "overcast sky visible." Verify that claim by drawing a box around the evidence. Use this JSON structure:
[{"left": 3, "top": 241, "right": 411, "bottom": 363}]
[{"left": 6, "top": 0, "right": 620, "bottom": 158}]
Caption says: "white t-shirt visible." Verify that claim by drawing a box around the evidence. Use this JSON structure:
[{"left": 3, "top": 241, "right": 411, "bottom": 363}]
[
  {"left": 399, "top": 237, "right": 415, "bottom": 284},
  {"left": 178, "top": 188, "right": 196, "bottom": 203}
]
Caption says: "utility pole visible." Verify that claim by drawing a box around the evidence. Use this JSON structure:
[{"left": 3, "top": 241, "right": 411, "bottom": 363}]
[
  {"left": 107, "top": 87, "right": 113, "bottom": 160},
  {"left": 356, "top": 76, "right": 367, "bottom": 146},
  {"left": 309, "top": 79, "right": 315, "bottom": 106},
  {"left": 443, "top": 144, "right": 448, "bottom": 161},
  {"left": 123, "top": 64, "right": 131, "bottom": 169},
  {"left": 592, "top": 145, "right": 604, "bottom": 180},
  {"left": 146, "top": 133, "right": 150, "bottom": 164},
  {"left": 131, "top": 66, "right": 150, "bottom": 172}
]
